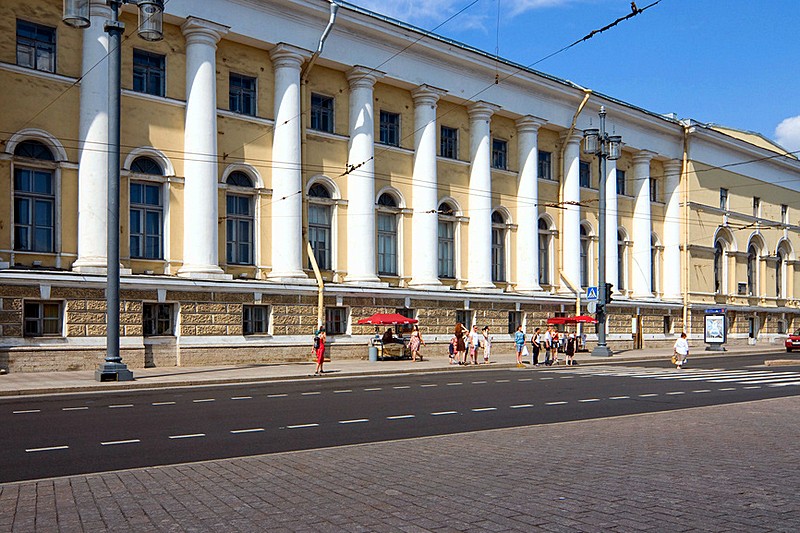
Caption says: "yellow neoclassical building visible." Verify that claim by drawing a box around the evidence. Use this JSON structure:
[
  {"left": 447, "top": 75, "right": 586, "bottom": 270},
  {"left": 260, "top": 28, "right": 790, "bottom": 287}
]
[{"left": 1, "top": 0, "right": 800, "bottom": 371}]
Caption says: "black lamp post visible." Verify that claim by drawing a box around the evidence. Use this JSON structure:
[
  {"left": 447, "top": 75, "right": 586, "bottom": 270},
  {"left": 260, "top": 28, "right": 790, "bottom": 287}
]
[
  {"left": 63, "top": 0, "right": 165, "bottom": 381},
  {"left": 583, "top": 106, "right": 622, "bottom": 357}
]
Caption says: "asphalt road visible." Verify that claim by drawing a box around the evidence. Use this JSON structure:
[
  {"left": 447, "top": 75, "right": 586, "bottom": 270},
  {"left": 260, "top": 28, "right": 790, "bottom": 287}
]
[{"left": 2, "top": 353, "right": 798, "bottom": 483}]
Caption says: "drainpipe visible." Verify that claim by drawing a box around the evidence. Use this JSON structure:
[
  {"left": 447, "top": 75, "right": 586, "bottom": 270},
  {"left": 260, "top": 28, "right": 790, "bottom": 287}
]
[
  {"left": 681, "top": 121, "right": 692, "bottom": 334},
  {"left": 300, "top": 1, "right": 340, "bottom": 329},
  {"left": 558, "top": 87, "right": 592, "bottom": 313}
]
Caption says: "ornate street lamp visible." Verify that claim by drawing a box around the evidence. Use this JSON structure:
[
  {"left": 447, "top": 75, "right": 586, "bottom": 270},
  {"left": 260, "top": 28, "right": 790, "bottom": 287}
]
[
  {"left": 583, "top": 106, "right": 622, "bottom": 357},
  {"left": 63, "top": 0, "right": 165, "bottom": 381}
]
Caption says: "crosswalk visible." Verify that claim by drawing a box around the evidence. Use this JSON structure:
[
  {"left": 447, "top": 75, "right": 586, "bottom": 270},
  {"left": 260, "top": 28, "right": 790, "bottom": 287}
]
[{"left": 563, "top": 365, "right": 800, "bottom": 387}]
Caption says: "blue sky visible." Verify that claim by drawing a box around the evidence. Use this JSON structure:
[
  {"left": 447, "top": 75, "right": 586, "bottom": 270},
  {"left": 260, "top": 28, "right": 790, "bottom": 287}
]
[{"left": 346, "top": 0, "right": 800, "bottom": 153}]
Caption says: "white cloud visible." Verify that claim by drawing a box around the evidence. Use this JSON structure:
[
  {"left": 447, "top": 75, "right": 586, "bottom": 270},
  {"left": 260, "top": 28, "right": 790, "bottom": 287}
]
[{"left": 775, "top": 115, "right": 800, "bottom": 153}]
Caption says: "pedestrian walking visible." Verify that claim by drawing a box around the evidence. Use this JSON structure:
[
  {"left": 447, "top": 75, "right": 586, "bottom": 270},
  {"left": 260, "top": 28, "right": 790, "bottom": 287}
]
[
  {"left": 409, "top": 324, "right": 425, "bottom": 362},
  {"left": 313, "top": 327, "right": 326, "bottom": 376},
  {"left": 455, "top": 322, "right": 467, "bottom": 364},
  {"left": 565, "top": 333, "right": 576, "bottom": 365},
  {"left": 468, "top": 324, "right": 481, "bottom": 365},
  {"left": 531, "top": 327, "right": 541, "bottom": 366},
  {"left": 448, "top": 335, "right": 458, "bottom": 364},
  {"left": 481, "top": 326, "right": 492, "bottom": 364},
  {"left": 673, "top": 332, "right": 689, "bottom": 369},
  {"left": 543, "top": 326, "right": 554, "bottom": 366},
  {"left": 514, "top": 324, "right": 526, "bottom": 367}
]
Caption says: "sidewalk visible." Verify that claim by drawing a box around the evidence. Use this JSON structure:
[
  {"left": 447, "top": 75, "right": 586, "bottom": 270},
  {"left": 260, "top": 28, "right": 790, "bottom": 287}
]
[{"left": 0, "top": 343, "right": 788, "bottom": 397}]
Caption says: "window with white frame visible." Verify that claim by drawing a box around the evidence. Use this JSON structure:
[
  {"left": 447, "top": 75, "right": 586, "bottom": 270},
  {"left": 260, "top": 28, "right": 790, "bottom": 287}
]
[
  {"left": 538, "top": 218, "right": 552, "bottom": 286},
  {"left": 580, "top": 225, "right": 590, "bottom": 288},
  {"left": 229, "top": 73, "right": 257, "bottom": 116},
  {"left": 308, "top": 183, "right": 333, "bottom": 270},
  {"left": 243, "top": 305, "right": 270, "bottom": 335},
  {"left": 491, "top": 211, "right": 506, "bottom": 282},
  {"left": 440, "top": 126, "right": 458, "bottom": 159},
  {"left": 16, "top": 20, "right": 56, "bottom": 73},
  {"left": 129, "top": 157, "right": 164, "bottom": 260},
  {"left": 133, "top": 49, "right": 165, "bottom": 97},
  {"left": 492, "top": 139, "right": 508, "bottom": 170},
  {"left": 747, "top": 244, "right": 758, "bottom": 296},
  {"left": 14, "top": 140, "right": 55, "bottom": 253},
  {"left": 310, "top": 93, "right": 334, "bottom": 133},
  {"left": 651, "top": 234, "right": 660, "bottom": 294},
  {"left": 23, "top": 301, "right": 62, "bottom": 337},
  {"left": 538, "top": 151, "right": 552, "bottom": 180},
  {"left": 437, "top": 202, "right": 456, "bottom": 279},
  {"left": 713, "top": 240, "right": 724, "bottom": 294},
  {"left": 143, "top": 302, "right": 173, "bottom": 336},
  {"left": 379, "top": 111, "right": 400, "bottom": 147},
  {"left": 377, "top": 193, "right": 399, "bottom": 276},
  {"left": 325, "top": 306, "right": 348, "bottom": 335},
  {"left": 618, "top": 229, "right": 627, "bottom": 291},
  {"left": 226, "top": 172, "right": 255, "bottom": 265}
]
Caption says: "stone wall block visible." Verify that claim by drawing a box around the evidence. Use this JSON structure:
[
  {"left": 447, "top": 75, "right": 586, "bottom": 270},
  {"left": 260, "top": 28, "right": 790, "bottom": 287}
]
[
  {"left": 3, "top": 325, "right": 22, "bottom": 337},
  {"left": 181, "top": 325, "right": 198, "bottom": 336},
  {"left": 87, "top": 324, "right": 107, "bottom": 336},
  {"left": 214, "top": 313, "right": 240, "bottom": 325},
  {"left": 0, "top": 310, "right": 22, "bottom": 323},
  {"left": 227, "top": 303, "right": 244, "bottom": 314},
  {"left": 182, "top": 313, "right": 213, "bottom": 325},
  {"left": 197, "top": 303, "right": 227, "bottom": 313},
  {"left": 69, "top": 312, "right": 106, "bottom": 325},
  {"left": 67, "top": 324, "right": 86, "bottom": 337},
  {"left": 120, "top": 312, "right": 140, "bottom": 325},
  {"left": 3, "top": 298, "right": 23, "bottom": 310},
  {"left": 228, "top": 325, "right": 243, "bottom": 335},
  {"left": 52, "top": 287, "right": 103, "bottom": 299},
  {"left": 125, "top": 324, "right": 143, "bottom": 336},
  {"left": 2, "top": 286, "right": 39, "bottom": 298},
  {"left": 66, "top": 300, "right": 87, "bottom": 311},
  {"left": 196, "top": 324, "right": 227, "bottom": 335},
  {"left": 86, "top": 300, "right": 108, "bottom": 311}
]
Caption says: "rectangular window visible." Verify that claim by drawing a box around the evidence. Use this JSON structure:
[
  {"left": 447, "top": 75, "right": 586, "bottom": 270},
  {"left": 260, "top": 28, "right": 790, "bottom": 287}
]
[
  {"left": 491, "top": 227, "right": 505, "bottom": 282},
  {"left": 616, "top": 170, "right": 627, "bottom": 195},
  {"left": 437, "top": 220, "right": 455, "bottom": 278},
  {"left": 23, "top": 301, "right": 61, "bottom": 337},
  {"left": 310, "top": 93, "right": 334, "bottom": 133},
  {"left": 229, "top": 73, "right": 257, "bottom": 116},
  {"left": 226, "top": 194, "right": 253, "bottom": 265},
  {"left": 538, "top": 151, "right": 552, "bottom": 180},
  {"left": 720, "top": 188, "right": 729, "bottom": 211},
  {"left": 14, "top": 168, "right": 54, "bottom": 252},
  {"left": 508, "top": 311, "right": 523, "bottom": 335},
  {"left": 650, "top": 178, "right": 658, "bottom": 202},
  {"left": 143, "top": 303, "right": 173, "bottom": 336},
  {"left": 379, "top": 111, "right": 400, "bottom": 146},
  {"left": 579, "top": 161, "right": 592, "bottom": 188},
  {"left": 491, "top": 139, "right": 508, "bottom": 170},
  {"left": 377, "top": 212, "right": 398, "bottom": 276},
  {"left": 781, "top": 204, "right": 789, "bottom": 224},
  {"left": 325, "top": 306, "right": 347, "bottom": 335},
  {"left": 17, "top": 20, "right": 56, "bottom": 73},
  {"left": 243, "top": 305, "right": 269, "bottom": 335},
  {"left": 753, "top": 197, "right": 761, "bottom": 218},
  {"left": 455, "top": 310, "right": 472, "bottom": 330},
  {"left": 308, "top": 203, "right": 332, "bottom": 270},
  {"left": 133, "top": 49, "right": 165, "bottom": 97},
  {"left": 663, "top": 316, "right": 673, "bottom": 335},
  {"left": 130, "top": 182, "right": 163, "bottom": 259},
  {"left": 440, "top": 126, "right": 458, "bottom": 159},
  {"left": 395, "top": 308, "right": 415, "bottom": 335},
  {"left": 778, "top": 320, "right": 788, "bottom": 335}
]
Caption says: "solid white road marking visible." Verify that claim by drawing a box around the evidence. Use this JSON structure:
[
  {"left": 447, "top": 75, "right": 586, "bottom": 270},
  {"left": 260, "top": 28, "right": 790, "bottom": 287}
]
[
  {"left": 169, "top": 434, "right": 205, "bottom": 439},
  {"left": 387, "top": 414, "right": 415, "bottom": 420},
  {"left": 230, "top": 428, "right": 264, "bottom": 434},
  {"left": 62, "top": 407, "right": 89, "bottom": 411},
  {"left": 25, "top": 445, "right": 69, "bottom": 453},
  {"left": 13, "top": 410, "right": 41, "bottom": 414},
  {"left": 109, "top": 404, "right": 133, "bottom": 409},
  {"left": 287, "top": 424, "right": 319, "bottom": 429},
  {"left": 101, "top": 439, "right": 141, "bottom": 446},
  {"left": 339, "top": 419, "right": 369, "bottom": 424},
  {"left": 510, "top": 404, "right": 534, "bottom": 409},
  {"left": 431, "top": 411, "right": 458, "bottom": 416}
]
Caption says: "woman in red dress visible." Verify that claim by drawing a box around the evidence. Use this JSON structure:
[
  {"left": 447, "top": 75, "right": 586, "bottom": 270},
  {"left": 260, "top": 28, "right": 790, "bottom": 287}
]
[{"left": 313, "top": 327, "right": 326, "bottom": 376}]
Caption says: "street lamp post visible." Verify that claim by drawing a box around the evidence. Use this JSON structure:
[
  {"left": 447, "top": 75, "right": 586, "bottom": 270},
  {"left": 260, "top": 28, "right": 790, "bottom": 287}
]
[
  {"left": 583, "top": 106, "right": 622, "bottom": 357},
  {"left": 63, "top": 0, "right": 165, "bottom": 381}
]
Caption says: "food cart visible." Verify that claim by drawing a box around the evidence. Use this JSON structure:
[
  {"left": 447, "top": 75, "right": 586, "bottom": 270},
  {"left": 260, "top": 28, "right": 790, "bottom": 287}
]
[
  {"left": 546, "top": 315, "right": 597, "bottom": 352},
  {"left": 357, "top": 313, "right": 418, "bottom": 360}
]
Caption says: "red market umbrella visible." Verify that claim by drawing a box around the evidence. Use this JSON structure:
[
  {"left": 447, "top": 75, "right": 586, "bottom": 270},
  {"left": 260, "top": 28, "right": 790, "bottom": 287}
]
[
  {"left": 546, "top": 316, "right": 570, "bottom": 325},
  {"left": 356, "top": 313, "right": 418, "bottom": 326},
  {"left": 546, "top": 315, "right": 598, "bottom": 325}
]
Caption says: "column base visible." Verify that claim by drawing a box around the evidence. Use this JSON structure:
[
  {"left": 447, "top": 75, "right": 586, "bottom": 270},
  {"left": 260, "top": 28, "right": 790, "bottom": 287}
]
[
  {"left": 342, "top": 279, "right": 390, "bottom": 288},
  {"left": 95, "top": 361, "right": 134, "bottom": 382},
  {"left": 465, "top": 283, "right": 504, "bottom": 294},
  {"left": 177, "top": 264, "right": 232, "bottom": 280},
  {"left": 591, "top": 345, "right": 614, "bottom": 357},
  {"left": 514, "top": 284, "right": 545, "bottom": 294},
  {"left": 267, "top": 276, "right": 317, "bottom": 286},
  {"left": 631, "top": 292, "right": 656, "bottom": 300},
  {"left": 408, "top": 277, "right": 448, "bottom": 291},
  {"left": 72, "top": 261, "right": 132, "bottom": 276}
]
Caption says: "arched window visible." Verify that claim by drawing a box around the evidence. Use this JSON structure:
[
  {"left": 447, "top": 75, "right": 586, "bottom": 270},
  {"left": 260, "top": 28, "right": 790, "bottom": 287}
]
[
  {"left": 226, "top": 172, "right": 255, "bottom": 265},
  {"left": 437, "top": 202, "right": 456, "bottom": 279},
  {"left": 130, "top": 156, "right": 162, "bottom": 175},
  {"left": 776, "top": 249, "right": 786, "bottom": 299},
  {"left": 491, "top": 211, "right": 507, "bottom": 282},
  {"left": 618, "top": 229, "right": 627, "bottom": 292},
  {"left": 651, "top": 234, "right": 660, "bottom": 294},
  {"left": 580, "top": 225, "right": 590, "bottom": 288},
  {"left": 14, "top": 141, "right": 56, "bottom": 252},
  {"left": 377, "top": 192, "right": 399, "bottom": 276},
  {"left": 129, "top": 156, "right": 166, "bottom": 260},
  {"left": 747, "top": 244, "right": 758, "bottom": 296},
  {"left": 538, "top": 218, "right": 551, "bottom": 286},
  {"left": 713, "top": 241, "right": 723, "bottom": 293},
  {"left": 308, "top": 183, "right": 332, "bottom": 270}
]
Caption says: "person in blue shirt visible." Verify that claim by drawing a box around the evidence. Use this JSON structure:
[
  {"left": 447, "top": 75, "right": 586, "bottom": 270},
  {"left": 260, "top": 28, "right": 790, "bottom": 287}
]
[{"left": 514, "top": 324, "right": 526, "bottom": 367}]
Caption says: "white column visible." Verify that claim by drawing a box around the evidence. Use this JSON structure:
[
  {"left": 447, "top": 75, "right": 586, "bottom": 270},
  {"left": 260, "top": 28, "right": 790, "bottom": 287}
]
[
  {"left": 560, "top": 132, "right": 582, "bottom": 293},
  {"left": 605, "top": 158, "right": 619, "bottom": 294},
  {"left": 515, "top": 115, "right": 547, "bottom": 293},
  {"left": 409, "top": 85, "right": 447, "bottom": 289},
  {"left": 344, "top": 66, "right": 383, "bottom": 284},
  {"left": 267, "top": 44, "right": 307, "bottom": 281},
  {"left": 73, "top": 1, "right": 112, "bottom": 273},
  {"left": 631, "top": 150, "right": 656, "bottom": 298},
  {"left": 466, "top": 101, "right": 499, "bottom": 291},
  {"left": 662, "top": 159, "right": 682, "bottom": 300},
  {"left": 178, "top": 18, "right": 229, "bottom": 279}
]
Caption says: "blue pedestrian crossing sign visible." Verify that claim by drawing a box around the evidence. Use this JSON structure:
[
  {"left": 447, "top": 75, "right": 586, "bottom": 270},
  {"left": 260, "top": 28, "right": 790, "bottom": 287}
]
[{"left": 586, "top": 286, "right": 598, "bottom": 301}]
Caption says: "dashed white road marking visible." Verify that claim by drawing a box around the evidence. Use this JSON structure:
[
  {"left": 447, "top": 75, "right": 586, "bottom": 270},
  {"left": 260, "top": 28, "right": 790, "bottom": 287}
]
[
  {"left": 152, "top": 401, "right": 176, "bottom": 406},
  {"left": 579, "top": 398, "right": 601, "bottom": 403},
  {"left": 387, "top": 414, "right": 415, "bottom": 420},
  {"left": 192, "top": 399, "right": 215, "bottom": 403},
  {"left": 101, "top": 439, "right": 140, "bottom": 446},
  {"left": 339, "top": 419, "right": 369, "bottom": 424},
  {"left": 62, "top": 407, "right": 89, "bottom": 411},
  {"left": 540, "top": 377, "right": 554, "bottom": 381},
  {"left": 334, "top": 390, "right": 352, "bottom": 394},
  {"left": 510, "top": 404, "right": 534, "bottom": 409},
  {"left": 169, "top": 433, "right": 205, "bottom": 439},
  {"left": 420, "top": 384, "right": 438, "bottom": 388},
  {"left": 495, "top": 379, "right": 511, "bottom": 383},
  {"left": 26, "top": 445, "right": 68, "bottom": 453},
  {"left": 666, "top": 391, "right": 685, "bottom": 395},
  {"left": 518, "top": 378, "right": 533, "bottom": 382},
  {"left": 13, "top": 409, "right": 41, "bottom": 414},
  {"left": 301, "top": 392, "right": 321, "bottom": 396},
  {"left": 446, "top": 382, "right": 463, "bottom": 386},
  {"left": 109, "top": 404, "right": 133, "bottom": 409},
  {"left": 471, "top": 407, "right": 497, "bottom": 412},
  {"left": 364, "top": 388, "right": 382, "bottom": 392},
  {"left": 231, "top": 396, "right": 252, "bottom": 400},
  {"left": 718, "top": 388, "right": 736, "bottom": 391},
  {"left": 639, "top": 394, "right": 659, "bottom": 398},
  {"left": 471, "top": 381, "right": 488, "bottom": 384},
  {"left": 744, "top": 386, "right": 762, "bottom": 390},
  {"left": 393, "top": 386, "right": 411, "bottom": 389},
  {"left": 268, "top": 394, "right": 288, "bottom": 398},
  {"left": 546, "top": 401, "right": 568, "bottom": 406},
  {"left": 693, "top": 389, "right": 712, "bottom": 393},
  {"left": 609, "top": 396, "right": 630, "bottom": 400},
  {"left": 431, "top": 411, "right": 458, "bottom": 416},
  {"left": 287, "top": 423, "right": 319, "bottom": 429},
  {"left": 230, "top": 428, "right": 264, "bottom": 434}
]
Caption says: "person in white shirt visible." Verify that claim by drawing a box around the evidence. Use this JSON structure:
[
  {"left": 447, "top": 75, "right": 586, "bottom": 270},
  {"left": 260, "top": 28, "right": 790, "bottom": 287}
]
[
  {"left": 468, "top": 325, "right": 481, "bottom": 365},
  {"left": 673, "top": 332, "right": 689, "bottom": 369}
]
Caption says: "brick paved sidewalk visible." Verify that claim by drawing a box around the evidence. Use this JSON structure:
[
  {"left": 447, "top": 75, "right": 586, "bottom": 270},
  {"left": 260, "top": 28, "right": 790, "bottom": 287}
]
[{"left": 2, "top": 396, "right": 798, "bottom": 532}]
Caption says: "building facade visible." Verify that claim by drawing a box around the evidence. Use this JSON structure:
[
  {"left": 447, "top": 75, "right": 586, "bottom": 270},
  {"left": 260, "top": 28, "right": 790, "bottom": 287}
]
[{"left": 2, "top": 0, "right": 799, "bottom": 371}]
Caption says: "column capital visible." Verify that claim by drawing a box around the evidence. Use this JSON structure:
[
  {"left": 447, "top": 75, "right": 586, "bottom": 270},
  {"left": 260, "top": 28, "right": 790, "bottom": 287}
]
[
  {"left": 632, "top": 149, "right": 658, "bottom": 165},
  {"left": 346, "top": 66, "right": 384, "bottom": 89},
  {"left": 89, "top": 0, "right": 112, "bottom": 18},
  {"left": 181, "top": 17, "right": 229, "bottom": 46},
  {"left": 516, "top": 115, "right": 547, "bottom": 133},
  {"left": 560, "top": 130, "right": 583, "bottom": 146},
  {"left": 468, "top": 101, "right": 500, "bottom": 121},
  {"left": 662, "top": 158, "right": 682, "bottom": 176},
  {"left": 270, "top": 43, "right": 309, "bottom": 70},
  {"left": 411, "top": 84, "right": 447, "bottom": 106}
]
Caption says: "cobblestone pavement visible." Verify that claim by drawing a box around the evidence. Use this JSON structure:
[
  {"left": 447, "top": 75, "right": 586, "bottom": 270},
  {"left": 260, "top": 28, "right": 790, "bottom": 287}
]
[{"left": 2, "top": 396, "right": 798, "bottom": 532}]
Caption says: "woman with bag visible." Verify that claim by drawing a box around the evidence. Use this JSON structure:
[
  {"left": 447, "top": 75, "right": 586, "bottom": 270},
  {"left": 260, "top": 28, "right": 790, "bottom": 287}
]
[
  {"left": 481, "top": 326, "right": 492, "bottom": 364},
  {"left": 409, "top": 324, "right": 425, "bottom": 362},
  {"left": 313, "top": 327, "right": 326, "bottom": 376},
  {"left": 673, "top": 332, "right": 689, "bottom": 369},
  {"left": 531, "top": 327, "right": 541, "bottom": 366}
]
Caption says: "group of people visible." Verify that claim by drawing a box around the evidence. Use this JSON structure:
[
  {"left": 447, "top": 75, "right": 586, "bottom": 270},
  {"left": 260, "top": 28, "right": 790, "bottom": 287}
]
[
  {"left": 514, "top": 324, "right": 578, "bottom": 368},
  {"left": 449, "top": 323, "right": 492, "bottom": 365},
  {"left": 377, "top": 324, "right": 426, "bottom": 362}
]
